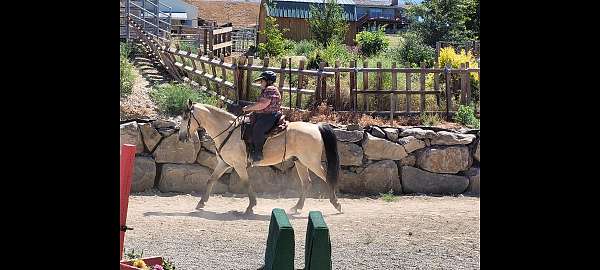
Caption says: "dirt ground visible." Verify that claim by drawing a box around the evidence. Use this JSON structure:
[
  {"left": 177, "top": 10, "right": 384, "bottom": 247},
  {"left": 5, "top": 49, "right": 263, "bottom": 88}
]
[{"left": 123, "top": 192, "right": 480, "bottom": 269}]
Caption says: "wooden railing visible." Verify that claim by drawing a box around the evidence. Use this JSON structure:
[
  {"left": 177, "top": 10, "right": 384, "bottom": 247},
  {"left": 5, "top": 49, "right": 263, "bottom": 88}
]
[{"left": 129, "top": 22, "right": 480, "bottom": 119}]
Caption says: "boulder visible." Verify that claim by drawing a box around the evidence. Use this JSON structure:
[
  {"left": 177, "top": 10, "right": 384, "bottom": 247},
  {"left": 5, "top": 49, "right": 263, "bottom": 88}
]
[
  {"left": 152, "top": 119, "right": 176, "bottom": 129},
  {"left": 360, "top": 160, "right": 401, "bottom": 194},
  {"left": 132, "top": 157, "right": 156, "bottom": 192},
  {"left": 383, "top": 128, "right": 399, "bottom": 141},
  {"left": 401, "top": 166, "right": 469, "bottom": 194},
  {"left": 229, "top": 166, "right": 284, "bottom": 194},
  {"left": 430, "top": 131, "right": 476, "bottom": 146},
  {"left": 333, "top": 129, "right": 364, "bottom": 143},
  {"left": 398, "top": 154, "right": 416, "bottom": 167},
  {"left": 474, "top": 140, "right": 480, "bottom": 162},
  {"left": 338, "top": 170, "right": 364, "bottom": 194},
  {"left": 138, "top": 123, "right": 162, "bottom": 152},
  {"left": 346, "top": 124, "right": 361, "bottom": 131},
  {"left": 398, "top": 136, "right": 426, "bottom": 154},
  {"left": 370, "top": 126, "right": 386, "bottom": 138},
  {"left": 399, "top": 128, "right": 437, "bottom": 140},
  {"left": 465, "top": 167, "right": 480, "bottom": 195},
  {"left": 362, "top": 133, "right": 408, "bottom": 160},
  {"left": 417, "top": 146, "right": 472, "bottom": 174},
  {"left": 338, "top": 142, "right": 363, "bottom": 166},
  {"left": 120, "top": 121, "right": 144, "bottom": 153},
  {"left": 158, "top": 164, "right": 226, "bottom": 193},
  {"left": 153, "top": 134, "right": 201, "bottom": 164}
]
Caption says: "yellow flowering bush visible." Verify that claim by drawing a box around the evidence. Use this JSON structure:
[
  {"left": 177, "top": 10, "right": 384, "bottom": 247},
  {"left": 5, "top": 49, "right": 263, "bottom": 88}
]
[{"left": 438, "top": 47, "right": 479, "bottom": 81}]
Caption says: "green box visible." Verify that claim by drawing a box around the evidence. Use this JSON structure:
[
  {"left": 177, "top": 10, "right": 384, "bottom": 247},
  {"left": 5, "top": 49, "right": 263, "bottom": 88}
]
[
  {"left": 264, "top": 208, "right": 295, "bottom": 270},
  {"left": 304, "top": 211, "right": 332, "bottom": 270}
]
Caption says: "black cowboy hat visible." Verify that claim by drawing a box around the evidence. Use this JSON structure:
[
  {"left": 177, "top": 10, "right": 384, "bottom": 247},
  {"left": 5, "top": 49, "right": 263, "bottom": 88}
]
[{"left": 254, "top": 70, "right": 277, "bottom": 83}]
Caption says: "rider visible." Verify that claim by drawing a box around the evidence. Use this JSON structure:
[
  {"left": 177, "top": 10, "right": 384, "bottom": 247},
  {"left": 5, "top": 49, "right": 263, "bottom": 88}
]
[{"left": 242, "top": 70, "right": 282, "bottom": 163}]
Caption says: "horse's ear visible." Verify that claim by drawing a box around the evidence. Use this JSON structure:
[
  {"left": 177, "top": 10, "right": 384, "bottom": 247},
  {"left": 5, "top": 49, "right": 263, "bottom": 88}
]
[{"left": 187, "top": 99, "right": 193, "bottom": 108}]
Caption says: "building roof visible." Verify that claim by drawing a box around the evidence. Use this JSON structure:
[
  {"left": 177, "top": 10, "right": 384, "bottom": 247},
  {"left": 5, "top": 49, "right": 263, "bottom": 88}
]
[{"left": 269, "top": 0, "right": 357, "bottom": 21}]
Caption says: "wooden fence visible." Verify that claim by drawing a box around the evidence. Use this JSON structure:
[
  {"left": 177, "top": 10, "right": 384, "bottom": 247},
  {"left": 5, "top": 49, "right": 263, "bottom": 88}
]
[
  {"left": 129, "top": 20, "right": 480, "bottom": 119},
  {"left": 170, "top": 25, "right": 233, "bottom": 57}
]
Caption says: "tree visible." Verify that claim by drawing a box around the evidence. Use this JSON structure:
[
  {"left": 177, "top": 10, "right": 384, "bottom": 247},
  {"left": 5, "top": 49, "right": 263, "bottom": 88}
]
[
  {"left": 405, "top": 0, "right": 478, "bottom": 47},
  {"left": 258, "top": 15, "right": 288, "bottom": 58},
  {"left": 309, "top": 0, "right": 347, "bottom": 46}
]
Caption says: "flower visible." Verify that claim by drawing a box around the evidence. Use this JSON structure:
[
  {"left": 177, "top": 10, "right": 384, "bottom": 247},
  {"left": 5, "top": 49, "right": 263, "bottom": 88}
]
[
  {"left": 153, "top": 265, "right": 165, "bottom": 270},
  {"left": 133, "top": 259, "right": 147, "bottom": 269}
]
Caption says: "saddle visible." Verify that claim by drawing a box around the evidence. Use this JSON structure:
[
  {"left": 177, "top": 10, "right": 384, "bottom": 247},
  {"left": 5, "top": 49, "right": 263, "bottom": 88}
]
[{"left": 241, "top": 113, "right": 288, "bottom": 152}]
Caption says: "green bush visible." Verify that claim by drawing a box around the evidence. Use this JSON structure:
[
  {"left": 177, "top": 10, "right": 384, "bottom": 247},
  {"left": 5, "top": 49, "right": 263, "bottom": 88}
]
[
  {"left": 306, "top": 48, "right": 325, "bottom": 70},
  {"left": 120, "top": 55, "right": 135, "bottom": 96},
  {"left": 420, "top": 113, "right": 442, "bottom": 126},
  {"left": 120, "top": 42, "right": 136, "bottom": 59},
  {"left": 150, "top": 83, "right": 217, "bottom": 115},
  {"left": 308, "top": 0, "right": 347, "bottom": 46},
  {"left": 322, "top": 41, "right": 357, "bottom": 66},
  {"left": 177, "top": 40, "right": 199, "bottom": 54},
  {"left": 258, "top": 16, "right": 288, "bottom": 58},
  {"left": 293, "top": 40, "right": 318, "bottom": 56},
  {"left": 393, "top": 32, "right": 435, "bottom": 67},
  {"left": 356, "top": 27, "right": 389, "bottom": 57},
  {"left": 454, "top": 104, "right": 479, "bottom": 128}
]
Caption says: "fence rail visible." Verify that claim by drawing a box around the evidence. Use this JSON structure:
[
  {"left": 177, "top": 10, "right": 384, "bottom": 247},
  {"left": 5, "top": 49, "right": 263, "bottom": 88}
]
[{"left": 128, "top": 24, "right": 480, "bottom": 119}]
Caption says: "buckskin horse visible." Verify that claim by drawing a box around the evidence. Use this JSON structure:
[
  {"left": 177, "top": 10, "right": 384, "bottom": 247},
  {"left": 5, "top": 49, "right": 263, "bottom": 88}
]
[{"left": 178, "top": 100, "right": 342, "bottom": 215}]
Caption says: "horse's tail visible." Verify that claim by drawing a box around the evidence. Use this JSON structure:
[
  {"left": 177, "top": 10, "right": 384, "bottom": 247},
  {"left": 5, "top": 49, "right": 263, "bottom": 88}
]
[{"left": 318, "top": 123, "right": 339, "bottom": 189}]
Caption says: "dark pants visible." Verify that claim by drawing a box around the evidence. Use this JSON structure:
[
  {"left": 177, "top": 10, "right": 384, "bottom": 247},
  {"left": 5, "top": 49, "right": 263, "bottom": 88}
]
[{"left": 251, "top": 112, "right": 280, "bottom": 158}]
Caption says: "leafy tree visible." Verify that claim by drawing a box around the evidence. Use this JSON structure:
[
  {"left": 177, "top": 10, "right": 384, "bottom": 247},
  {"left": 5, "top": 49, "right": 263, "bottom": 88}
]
[{"left": 309, "top": 0, "right": 347, "bottom": 46}]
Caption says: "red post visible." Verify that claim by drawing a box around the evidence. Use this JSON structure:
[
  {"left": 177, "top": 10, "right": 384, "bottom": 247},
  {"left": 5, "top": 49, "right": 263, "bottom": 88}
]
[{"left": 120, "top": 144, "right": 136, "bottom": 260}]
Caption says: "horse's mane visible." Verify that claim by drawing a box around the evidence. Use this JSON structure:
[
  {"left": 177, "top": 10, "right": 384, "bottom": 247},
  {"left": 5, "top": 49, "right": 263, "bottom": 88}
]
[{"left": 197, "top": 103, "right": 235, "bottom": 120}]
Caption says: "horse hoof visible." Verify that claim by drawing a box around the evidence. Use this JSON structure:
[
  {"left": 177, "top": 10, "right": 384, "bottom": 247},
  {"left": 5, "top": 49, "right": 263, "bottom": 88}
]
[
  {"left": 244, "top": 208, "right": 254, "bottom": 215},
  {"left": 196, "top": 202, "right": 205, "bottom": 210},
  {"left": 335, "top": 204, "right": 342, "bottom": 213},
  {"left": 289, "top": 207, "right": 299, "bottom": 214}
]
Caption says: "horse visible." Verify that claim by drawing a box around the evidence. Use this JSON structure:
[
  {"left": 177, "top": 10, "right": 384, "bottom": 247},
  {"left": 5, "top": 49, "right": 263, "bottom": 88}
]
[{"left": 178, "top": 100, "right": 342, "bottom": 215}]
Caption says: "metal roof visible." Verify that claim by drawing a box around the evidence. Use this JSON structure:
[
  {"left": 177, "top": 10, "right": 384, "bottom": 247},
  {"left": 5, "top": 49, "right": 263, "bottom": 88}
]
[
  {"left": 274, "top": 0, "right": 356, "bottom": 5},
  {"left": 269, "top": 0, "right": 357, "bottom": 21}
]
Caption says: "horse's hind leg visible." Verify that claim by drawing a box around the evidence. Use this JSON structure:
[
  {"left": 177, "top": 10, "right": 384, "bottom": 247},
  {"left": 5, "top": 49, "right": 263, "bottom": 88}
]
[
  {"left": 196, "top": 159, "right": 230, "bottom": 210},
  {"left": 301, "top": 158, "right": 342, "bottom": 213},
  {"left": 233, "top": 165, "right": 257, "bottom": 215},
  {"left": 290, "top": 161, "right": 310, "bottom": 214}
]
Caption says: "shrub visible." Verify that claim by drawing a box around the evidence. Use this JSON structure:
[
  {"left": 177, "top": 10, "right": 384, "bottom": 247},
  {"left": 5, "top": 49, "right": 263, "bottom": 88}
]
[
  {"left": 322, "top": 41, "right": 357, "bottom": 66},
  {"left": 307, "top": 48, "right": 325, "bottom": 70},
  {"left": 120, "top": 55, "right": 135, "bottom": 96},
  {"left": 438, "top": 47, "right": 480, "bottom": 103},
  {"left": 420, "top": 113, "right": 442, "bottom": 126},
  {"left": 176, "top": 40, "right": 198, "bottom": 54},
  {"left": 356, "top": 27, "right": 389, "bottom": 57},
  {"left": 392, "top": 32, "right": 435, "bottom": 67},
  {"left": 150, "top": 83, "right": 217, "bottom": 115},
  {"left": 258, "top": 16, "right": 288, "bottom": 58},
  {"left": 293, "top": 40, "right": 318, "bottom": 56},
  {"left": 120, "top": 42, "right": 136, "bottom": 59},
  {"left": 454, "top": 104, "right": 479, "bottom": 128}
]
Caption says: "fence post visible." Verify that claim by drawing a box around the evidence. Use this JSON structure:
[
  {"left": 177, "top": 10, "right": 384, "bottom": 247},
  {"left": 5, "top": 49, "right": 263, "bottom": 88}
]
[
  {"left": 237, "top": 56, "right": 247, "bottom": 103},
  {"left": 362, "top": 60, "right": 369, "bottom": 111},
  {"left": 279, "top": 58, "right": 287, "bottom": 104},
  {"left": 334, "top": 60, "right": 341, "bottom": 110},
  {"left": 390, "top": 62, "right": 397, "bottom": 120},
  {"left": 245, "top": 56, "right": 254, "bottom": 101},
  {"left": 209, "top": 26, "right": 214, "bottom": 55},
  {"left": 200, "top": 54, "right": 212, "bottom": 91},
  {"left": 203, "top": 28, "right": 208, "bottom": 55},
  {"left": 420, "top": 62, "right": 426, "bottom": 113},
  {"left": 406, "top": 68, "right": 412, "bottom": 113},
  {"left": 350, "top": 61, "right": 356, "bottom": 112},
  {"left": 459, "top": 63, "right": 467, "bottom": 105},
  {"left": 120, "top": 144, "right": 136, "bottom": 260},
  {"left": 297, "top": 60, "right": 305, "bottom": 108},
  {"left": 465, "top": 62, "right": 471, "bottom": 104},
  {"left": 376, "top": 61, "right": 383, "bottom": 111},
  {"left": 220, "top": 54, "right": 227, "bottom": 96},
  {"left": 445, "top": 63, "right": 452, "bottom": 121}
]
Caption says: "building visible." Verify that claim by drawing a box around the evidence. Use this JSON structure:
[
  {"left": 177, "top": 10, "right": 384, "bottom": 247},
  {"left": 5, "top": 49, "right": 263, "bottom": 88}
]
[
  {"left": 159, "top": 0, "right": 199, "bottom": 28},
  {"left": 258, "top": 0, "right": 358, "bottom": 46},
  {"left": 257, "top": 0, "right": 408, "bottom": 46}
]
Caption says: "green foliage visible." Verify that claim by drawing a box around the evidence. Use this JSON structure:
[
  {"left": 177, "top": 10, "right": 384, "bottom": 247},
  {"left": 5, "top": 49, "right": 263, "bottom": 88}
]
[
  {"left": 293, "top": 40, "right": 319, "bottom": 56},
  {"left": 356, "top": 27, "right": 389, "bottom": 57},
  {"left": 176, "top": 40, "right": 198, "bottom": 54},
  {"left": 162, "top": 258, "right": 176, "bottom": 270},
  {"left": 120, "top": 55, "right": 135, "bottom": 96},
  {"left": 124, "top": 248, "right": 144, "bottom": 260},
  {"left": 258, "top": 16, "right": 288, "bottom": 58},
  {"left": 420, "top": 112, "right": 442, "bottom": 126},
  {"left": 389, "top": 32, "right": 435, "bottom": 67},
  {"left": 309, "top": 0, "right": 347, "bottom": 46},
  {"left": 150, "top": 83, "right": 217, "bottom": 115},
  {"left": 380, "top": 190, "right": 399, "bottom": 202},
  {"left": 454, "top": 104, "right": 479, "bottom": 128},
  {"left": 405, "top": 0, "right": 479, "bottom": 47},
  {"left": 307, "top": 48, "right": 325, "bottom": 70},
  {"left": 120, "top": 42, "right": 136, "bottom": 59}
]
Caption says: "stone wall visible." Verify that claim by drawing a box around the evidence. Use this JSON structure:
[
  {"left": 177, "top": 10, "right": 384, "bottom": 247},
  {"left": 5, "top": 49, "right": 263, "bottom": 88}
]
[{"left": 121, "top": 120, "right": 480, "bottom": 196}]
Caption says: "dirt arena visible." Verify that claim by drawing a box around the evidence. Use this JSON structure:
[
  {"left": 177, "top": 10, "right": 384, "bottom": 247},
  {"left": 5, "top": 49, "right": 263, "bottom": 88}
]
[{"left": 123, "top": 192, "right": 480, "bottom": 269}]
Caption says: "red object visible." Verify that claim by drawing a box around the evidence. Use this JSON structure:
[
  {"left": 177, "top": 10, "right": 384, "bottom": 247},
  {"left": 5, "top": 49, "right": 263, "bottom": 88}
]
[
  {"left": 120, "top": 144, "right": 137, "bottom": 260},
  {"left": 120, "top": 257, "right": 164, "bottom": 270}
]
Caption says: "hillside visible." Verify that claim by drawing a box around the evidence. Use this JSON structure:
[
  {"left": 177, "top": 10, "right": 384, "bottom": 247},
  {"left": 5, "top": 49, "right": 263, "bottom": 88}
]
[{"left": 185, "top": 0, "right": 260, "bottom": 27}]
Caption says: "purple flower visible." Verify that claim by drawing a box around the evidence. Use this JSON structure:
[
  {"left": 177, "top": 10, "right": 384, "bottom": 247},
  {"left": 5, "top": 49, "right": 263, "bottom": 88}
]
[{"left": 153, "top": 265, "right": 164, "bottom": 270}]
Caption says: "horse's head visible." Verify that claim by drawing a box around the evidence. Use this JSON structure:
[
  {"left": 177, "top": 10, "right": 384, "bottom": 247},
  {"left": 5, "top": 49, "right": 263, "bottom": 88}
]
[{"left": 178, "top": 99, "right": 202, "bottom": 142}]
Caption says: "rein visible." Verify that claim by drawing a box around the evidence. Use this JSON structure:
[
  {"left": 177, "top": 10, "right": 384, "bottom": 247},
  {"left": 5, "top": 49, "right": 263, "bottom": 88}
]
[{"left": 186, "top": 106, "right": 246, "bottom": 159}]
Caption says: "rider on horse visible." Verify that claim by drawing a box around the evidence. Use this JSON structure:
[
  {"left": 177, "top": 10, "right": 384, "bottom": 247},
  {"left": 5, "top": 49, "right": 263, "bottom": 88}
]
[{"left": 241, "top": 70, "right": 282, "bottom": 163}]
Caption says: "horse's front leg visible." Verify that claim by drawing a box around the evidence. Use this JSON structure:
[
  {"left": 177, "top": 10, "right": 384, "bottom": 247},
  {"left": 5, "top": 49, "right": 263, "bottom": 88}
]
[
  {"left": 196, "top": 159, "right": 231, "bottom": 210},
  {"left": 233, "top": 166, "right": 256, "bottom": 215}
]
